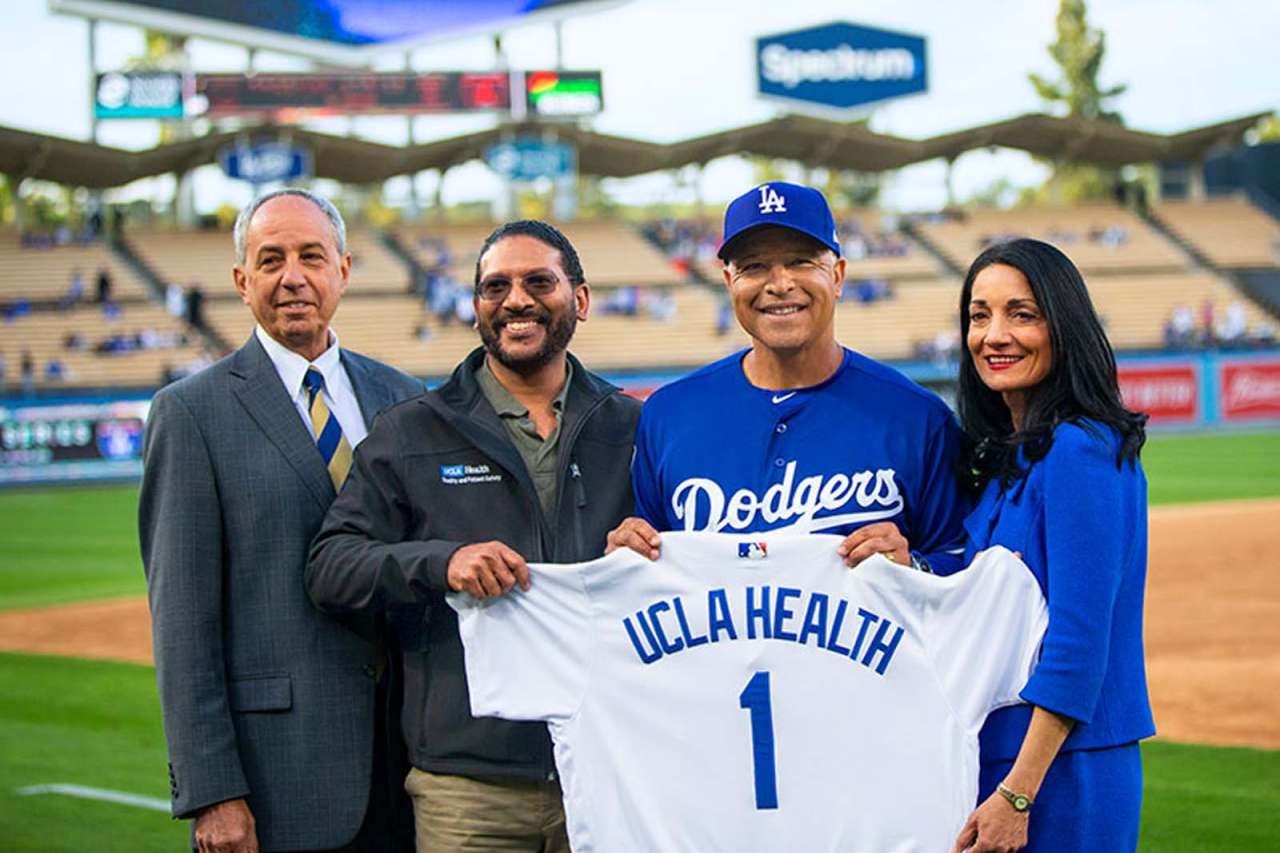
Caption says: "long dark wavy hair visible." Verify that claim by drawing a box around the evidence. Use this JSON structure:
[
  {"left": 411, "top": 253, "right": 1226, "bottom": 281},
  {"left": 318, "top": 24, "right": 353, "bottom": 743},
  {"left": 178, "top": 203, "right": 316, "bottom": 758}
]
[{"left": 957, "top": 238, "right": 1147, "bottom": 490}]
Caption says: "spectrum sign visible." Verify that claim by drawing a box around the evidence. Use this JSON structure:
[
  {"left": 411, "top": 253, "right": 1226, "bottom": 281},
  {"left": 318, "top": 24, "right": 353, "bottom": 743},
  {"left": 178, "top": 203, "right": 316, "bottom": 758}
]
[{"left": 756, "top": 22, "right": 927, "bottom": 113}]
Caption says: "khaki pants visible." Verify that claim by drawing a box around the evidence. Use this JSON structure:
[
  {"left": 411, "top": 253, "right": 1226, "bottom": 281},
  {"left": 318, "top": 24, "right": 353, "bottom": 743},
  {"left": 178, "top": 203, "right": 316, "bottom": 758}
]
[{"left": 405, "top": 768, "right": 570, "bottom": 853}]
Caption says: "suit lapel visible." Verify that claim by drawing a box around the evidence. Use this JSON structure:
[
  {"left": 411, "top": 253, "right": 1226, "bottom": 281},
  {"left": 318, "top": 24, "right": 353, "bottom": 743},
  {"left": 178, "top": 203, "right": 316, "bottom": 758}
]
[
  {"left": 229, "top": 336, "right": 335, "bottom": 510},
  {"left": 342, "top": 351, "right": 391, "bottom": 431}
]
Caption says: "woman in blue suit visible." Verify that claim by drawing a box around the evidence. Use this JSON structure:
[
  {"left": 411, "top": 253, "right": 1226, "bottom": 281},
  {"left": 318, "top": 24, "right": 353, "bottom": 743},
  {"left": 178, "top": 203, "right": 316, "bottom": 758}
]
[{"left": 951, "top": 239, "right": 1155, "bottom": 852}]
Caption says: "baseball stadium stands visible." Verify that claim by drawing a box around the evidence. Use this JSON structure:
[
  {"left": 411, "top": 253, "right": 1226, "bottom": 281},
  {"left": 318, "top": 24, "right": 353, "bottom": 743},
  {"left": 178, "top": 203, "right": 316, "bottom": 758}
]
[
  {"left": 3, "top": 198, "right": 1278, "bottom": 390},
  {"left": 1153, "top": 199, "right": 1280, "bottom": 268},
  {"left": 396, "top": 220, "right": 681, "bottom": 288},
  {"left": 913, "top": 204, "right": 1185, "bottom": 274}
]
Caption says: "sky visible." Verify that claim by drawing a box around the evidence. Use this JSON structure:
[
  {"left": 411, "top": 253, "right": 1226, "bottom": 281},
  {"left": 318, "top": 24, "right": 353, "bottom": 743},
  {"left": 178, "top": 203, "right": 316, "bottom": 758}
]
[{"left": 1, "top": 0, "right": 1276, "bottom": 213}]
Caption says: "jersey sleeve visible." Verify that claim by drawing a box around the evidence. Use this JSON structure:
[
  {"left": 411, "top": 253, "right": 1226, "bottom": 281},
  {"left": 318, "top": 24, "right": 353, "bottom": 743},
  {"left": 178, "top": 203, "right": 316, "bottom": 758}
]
[
  {"left": 448, "top": 561, "right": 594, "bottom": 722},
  {"left": 908, "top": 408, "right": 970, "bottom": 576},
  {"left": 927, "top": 547, "right": 1048, "bottom": 734},
  {"left": 1019, "top": 424, "right": 1137, "bottom": 724},
  {"left": 631, "top": 401, "right": 668, "bottom": 529}
]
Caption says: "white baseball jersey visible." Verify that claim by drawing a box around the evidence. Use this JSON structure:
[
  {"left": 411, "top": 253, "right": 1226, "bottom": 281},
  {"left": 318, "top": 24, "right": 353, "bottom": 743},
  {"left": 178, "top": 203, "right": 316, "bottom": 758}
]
[{"left": 449, "top": 532, "right": 1047, "bottom": 853}]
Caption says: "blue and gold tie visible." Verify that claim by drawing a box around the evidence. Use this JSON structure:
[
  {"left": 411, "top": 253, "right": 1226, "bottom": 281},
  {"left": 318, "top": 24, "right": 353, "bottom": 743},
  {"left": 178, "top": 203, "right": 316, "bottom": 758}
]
[{"left": 302, "top": 368, "right": 353, "bottom": 490}]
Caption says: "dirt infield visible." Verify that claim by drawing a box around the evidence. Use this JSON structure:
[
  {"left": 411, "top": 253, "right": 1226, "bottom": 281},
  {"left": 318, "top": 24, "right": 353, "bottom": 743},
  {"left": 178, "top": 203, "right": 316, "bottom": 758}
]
[{"left": 1, "top": 498, "right": 1278, "bottom": 749}]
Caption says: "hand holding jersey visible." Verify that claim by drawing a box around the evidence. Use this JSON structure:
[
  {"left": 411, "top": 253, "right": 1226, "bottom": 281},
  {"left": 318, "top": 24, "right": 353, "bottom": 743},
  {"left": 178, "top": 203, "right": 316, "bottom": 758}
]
[
  {"left": 446, "top": 540, "right": 532, "bottom": 600},
  {"left": 608, "top": 517, "right": 912, "bottom": 569}
]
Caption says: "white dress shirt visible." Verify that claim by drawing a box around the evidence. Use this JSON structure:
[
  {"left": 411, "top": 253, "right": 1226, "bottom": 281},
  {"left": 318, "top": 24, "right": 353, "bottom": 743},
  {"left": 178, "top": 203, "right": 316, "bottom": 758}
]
[{"left": 255, "top": 325, "right": 369, "bottom": 448}]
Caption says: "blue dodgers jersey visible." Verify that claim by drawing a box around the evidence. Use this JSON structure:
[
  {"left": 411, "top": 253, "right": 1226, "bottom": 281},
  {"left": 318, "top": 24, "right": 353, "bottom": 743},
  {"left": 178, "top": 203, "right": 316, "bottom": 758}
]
[{"left": 633, "top": 349, "right": 969, "bottom": 574}]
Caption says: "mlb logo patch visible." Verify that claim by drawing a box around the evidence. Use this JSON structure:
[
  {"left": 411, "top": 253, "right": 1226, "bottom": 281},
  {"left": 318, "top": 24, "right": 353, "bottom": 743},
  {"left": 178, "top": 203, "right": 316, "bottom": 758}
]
[{"left": 738, "top": 542, "right": 768, "bottom": 560}]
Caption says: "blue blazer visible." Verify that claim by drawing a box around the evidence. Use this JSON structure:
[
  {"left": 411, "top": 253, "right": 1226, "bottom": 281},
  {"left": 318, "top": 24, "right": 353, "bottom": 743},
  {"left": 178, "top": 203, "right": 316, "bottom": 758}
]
[{"left": 963, "top": 420, "right": 1156, "bottom": 762}]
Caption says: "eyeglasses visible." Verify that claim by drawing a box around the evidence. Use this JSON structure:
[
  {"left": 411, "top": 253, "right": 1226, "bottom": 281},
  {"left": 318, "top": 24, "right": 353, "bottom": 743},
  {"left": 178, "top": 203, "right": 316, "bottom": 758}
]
[{"left": 475, "top": 272, "right": 565, "bottom": 303}]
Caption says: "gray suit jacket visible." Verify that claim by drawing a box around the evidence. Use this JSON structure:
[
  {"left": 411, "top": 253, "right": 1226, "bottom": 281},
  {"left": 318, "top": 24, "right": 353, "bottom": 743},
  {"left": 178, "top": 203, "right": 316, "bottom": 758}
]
[{"left": 139, "top": 334, "right": 422, "bottom": 851}]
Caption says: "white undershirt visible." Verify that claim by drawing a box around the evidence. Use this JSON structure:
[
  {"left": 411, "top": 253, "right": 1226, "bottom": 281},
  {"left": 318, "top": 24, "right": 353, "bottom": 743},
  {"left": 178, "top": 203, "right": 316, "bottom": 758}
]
[{"left": 254, "top": 325, "right": 369, "bottom": 448}]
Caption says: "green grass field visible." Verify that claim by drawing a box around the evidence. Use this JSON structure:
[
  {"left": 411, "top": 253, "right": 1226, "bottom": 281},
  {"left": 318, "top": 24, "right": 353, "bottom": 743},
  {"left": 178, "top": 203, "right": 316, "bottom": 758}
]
[{"left": 0, "top": 428, "right": 1278, "bottom": 850}]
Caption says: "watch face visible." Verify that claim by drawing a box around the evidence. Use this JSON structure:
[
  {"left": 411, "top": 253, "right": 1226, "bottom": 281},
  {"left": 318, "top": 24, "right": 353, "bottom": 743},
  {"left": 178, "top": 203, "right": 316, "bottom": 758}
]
[{"left": 1014, "top": 794, "right": 1030, "bottom": 811}]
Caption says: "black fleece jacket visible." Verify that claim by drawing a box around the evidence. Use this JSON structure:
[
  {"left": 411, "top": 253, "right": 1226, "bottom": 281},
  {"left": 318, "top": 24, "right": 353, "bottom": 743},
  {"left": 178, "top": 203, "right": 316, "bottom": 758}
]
[{"left": 307, "top": 348, "right": 641, "bottom": 780}]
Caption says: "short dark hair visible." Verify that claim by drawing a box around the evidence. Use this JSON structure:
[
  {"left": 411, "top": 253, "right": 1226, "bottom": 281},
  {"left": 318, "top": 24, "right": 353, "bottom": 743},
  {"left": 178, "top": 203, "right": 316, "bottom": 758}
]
[
  {"left": 957, "top": 238, "right": 1146, "bottom": 489},
  {"left": 474, "top": 220, "right": 585, "bottom": 289}
]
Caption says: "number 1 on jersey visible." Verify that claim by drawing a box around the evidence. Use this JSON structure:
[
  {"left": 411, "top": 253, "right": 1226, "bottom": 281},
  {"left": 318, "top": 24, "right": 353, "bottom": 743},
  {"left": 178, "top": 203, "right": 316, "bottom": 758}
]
[{"left": 739, "top": 671, "right": 778, "bottom": 809}]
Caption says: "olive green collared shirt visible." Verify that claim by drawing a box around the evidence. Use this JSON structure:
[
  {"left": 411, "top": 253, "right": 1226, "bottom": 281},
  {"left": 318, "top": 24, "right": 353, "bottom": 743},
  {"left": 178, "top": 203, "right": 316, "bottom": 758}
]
[{"left": 476, "top": 359, "right": 573, "bottom": 519}]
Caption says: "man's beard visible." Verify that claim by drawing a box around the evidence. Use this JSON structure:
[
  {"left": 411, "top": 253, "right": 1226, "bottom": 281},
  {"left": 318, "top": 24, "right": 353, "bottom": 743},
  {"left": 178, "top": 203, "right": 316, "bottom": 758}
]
[{"left": 478, "top": 307, "right": 577, "bottom": 376}]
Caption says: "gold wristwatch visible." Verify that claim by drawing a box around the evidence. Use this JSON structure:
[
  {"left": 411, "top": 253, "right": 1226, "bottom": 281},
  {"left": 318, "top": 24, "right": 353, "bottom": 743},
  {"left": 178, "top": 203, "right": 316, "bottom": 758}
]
[{"left": 996, "top": 783, "right": 1033, "bottom": 813}]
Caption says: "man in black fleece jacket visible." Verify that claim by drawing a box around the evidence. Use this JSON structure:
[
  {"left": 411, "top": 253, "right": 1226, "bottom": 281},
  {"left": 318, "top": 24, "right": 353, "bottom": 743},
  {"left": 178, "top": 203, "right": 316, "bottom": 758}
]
[{"left": 308, "top": 220, "right": 640, "bottom": 852}]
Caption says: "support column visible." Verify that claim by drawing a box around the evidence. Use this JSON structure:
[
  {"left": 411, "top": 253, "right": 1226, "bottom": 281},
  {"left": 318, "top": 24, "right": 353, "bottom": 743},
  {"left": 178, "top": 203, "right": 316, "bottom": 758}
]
[
  {"left": 1188, "top": 157, "right": 1208, "bottom": 202},
  {"left": 404, "top": 50, "right": 421, "bottom": 221},
  {"left": 88, "top": 19, "right": 99, "bottom": 144}
]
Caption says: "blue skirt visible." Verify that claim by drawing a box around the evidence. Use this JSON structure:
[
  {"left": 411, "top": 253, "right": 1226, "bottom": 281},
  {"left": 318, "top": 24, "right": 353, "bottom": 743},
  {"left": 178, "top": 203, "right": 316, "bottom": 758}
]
[{"left": 978, "top": 744, "right": 1143, "bottom": 852}]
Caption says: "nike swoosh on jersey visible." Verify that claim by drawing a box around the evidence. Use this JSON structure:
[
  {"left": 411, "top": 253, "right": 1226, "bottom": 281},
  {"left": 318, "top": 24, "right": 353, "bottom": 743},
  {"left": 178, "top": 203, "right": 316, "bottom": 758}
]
[{"left": 771, "top": 392, "right": 797, "bottom": 404}]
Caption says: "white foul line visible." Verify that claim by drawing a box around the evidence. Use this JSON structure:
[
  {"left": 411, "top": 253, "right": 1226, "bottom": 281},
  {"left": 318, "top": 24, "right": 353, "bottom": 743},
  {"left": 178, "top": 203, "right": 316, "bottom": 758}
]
[{"left": 16, "top": 783, "right": 169, "bottom": 812}]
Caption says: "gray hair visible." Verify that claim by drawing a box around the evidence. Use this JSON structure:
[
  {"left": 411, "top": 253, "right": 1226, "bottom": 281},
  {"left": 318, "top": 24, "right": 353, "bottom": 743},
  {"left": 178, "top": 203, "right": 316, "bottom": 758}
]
[{"left": 233, "top": 188, "right": 347, "bottom": 265}]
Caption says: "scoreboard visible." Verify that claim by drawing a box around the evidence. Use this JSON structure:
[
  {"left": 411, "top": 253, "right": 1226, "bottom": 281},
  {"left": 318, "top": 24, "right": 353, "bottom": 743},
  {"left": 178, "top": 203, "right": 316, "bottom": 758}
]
[
  {"left": 196, "top": 72, "right": 512, "bottom": 117},
  {"left": 0, "top": 399, "right": 149, "bottom": 486}
]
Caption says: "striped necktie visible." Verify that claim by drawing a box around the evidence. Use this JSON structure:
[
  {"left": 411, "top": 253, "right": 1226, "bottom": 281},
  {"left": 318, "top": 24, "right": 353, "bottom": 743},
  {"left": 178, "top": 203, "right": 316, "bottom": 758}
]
[{"left": 302, "top": 368, "right": 353, "bottom": 490}]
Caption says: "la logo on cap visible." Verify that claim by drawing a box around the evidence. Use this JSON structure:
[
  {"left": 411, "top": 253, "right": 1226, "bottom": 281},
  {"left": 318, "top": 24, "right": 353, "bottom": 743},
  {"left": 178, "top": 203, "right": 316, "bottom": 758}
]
[{"left": 758, "top": 184, "right": 786, "bottom": 214}]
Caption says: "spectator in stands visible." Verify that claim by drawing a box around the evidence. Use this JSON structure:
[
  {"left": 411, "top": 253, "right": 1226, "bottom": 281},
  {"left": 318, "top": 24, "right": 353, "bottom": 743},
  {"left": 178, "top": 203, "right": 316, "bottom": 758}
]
[
  {"left": 185, "top": 284, "right": 205, "bottom": 328},
  {"left": 716, "top": 297, "right": 733, "bottom": 336},
  {"left": 430, "top": 275, "right": 458, "bottom": 324},
  {"left": 453, "top": 286, "right": 475, "bottom": 325},
  {"left": 1165, "top": 304, "right": 1196, "bottom": 350},
  {"left": 63, "top": 332, "right": 86, "bottom": 352},
  {"left": 646, "top": 287, "right": 677, "bottom": 322},
  {"left": 61, "top": 268, "right": 86, "bottom": 310},
  {"left": 20, "top": 350, "right": 35, "bottom": 397},
  {"left": 1200, "top": 299, "right": 1217, "bottom": 348},
  {"left": 2, "top": 298, "right": 32, "bottom": 322},
  {"left": 1252, "top": 320, "right": 1277, "bottom": 347},
  {"left": 165, "top": 282, "right": 185, "bottom": 318},
  {"left": 95, "top": 267, "right": 113, "bottom": 304},
  {"left": 603, "top": 285, "right": 639, "bottom": 317},
  {"left": 43, "top": 358, "right": 67, "bottom": 382},
  {"left": 1218, "top": 301, "right": 1249, "bottom": 348}
]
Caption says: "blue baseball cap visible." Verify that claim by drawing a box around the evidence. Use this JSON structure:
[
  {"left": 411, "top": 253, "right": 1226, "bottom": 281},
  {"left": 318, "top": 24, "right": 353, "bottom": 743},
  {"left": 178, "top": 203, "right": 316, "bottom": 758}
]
[{"left": 718, "top": 181, "right": 841, "bottom": 260}]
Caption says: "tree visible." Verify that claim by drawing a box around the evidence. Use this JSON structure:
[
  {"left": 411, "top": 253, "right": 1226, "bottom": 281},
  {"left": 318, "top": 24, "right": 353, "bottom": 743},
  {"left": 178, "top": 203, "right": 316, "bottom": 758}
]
[
  {"left": 1028, "top": 0, "right": 1126, "bottom": 123},
  {"left": 1252, "top": 114, "right": 1280, "bottom": 143},
  {"left": 1027, "top": 0, "right": 1127, "bottom": 203}
]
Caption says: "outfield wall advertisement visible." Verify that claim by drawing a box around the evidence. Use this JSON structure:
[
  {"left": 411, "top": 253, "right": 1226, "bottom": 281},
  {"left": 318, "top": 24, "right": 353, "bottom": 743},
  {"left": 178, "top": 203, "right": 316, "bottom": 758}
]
[
  {"left": 0, "top": 400, "right": 149, "bottom": 486},
  {"left": 1219, "top": 361, "right": 1280, "bottom": 422},
  {"left": 1118, "top": 364, "right": 1202, "bottom": 427}
]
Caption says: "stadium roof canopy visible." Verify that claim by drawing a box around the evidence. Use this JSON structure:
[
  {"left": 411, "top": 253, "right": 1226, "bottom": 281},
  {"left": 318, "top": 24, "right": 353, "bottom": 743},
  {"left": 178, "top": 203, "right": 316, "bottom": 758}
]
[{"left": 0, "top": 111, "right": 1267, "bottom": 189}]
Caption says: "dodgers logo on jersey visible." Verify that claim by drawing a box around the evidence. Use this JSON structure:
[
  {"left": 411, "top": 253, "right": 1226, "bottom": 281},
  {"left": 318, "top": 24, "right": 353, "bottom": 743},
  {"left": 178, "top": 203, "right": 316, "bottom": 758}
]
[
  {"left": 758, "top": 184, "right": 786, "bottom": 214},
  {"left": 672, "top": 461, "right": 904, "bottom": 533},
  {"left": 738, "top": 542, "right": 768, "bottom": 560}
]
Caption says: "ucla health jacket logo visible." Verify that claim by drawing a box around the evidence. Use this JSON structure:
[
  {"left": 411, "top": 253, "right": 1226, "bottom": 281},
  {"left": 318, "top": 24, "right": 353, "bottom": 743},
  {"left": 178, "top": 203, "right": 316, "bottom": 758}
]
[
  {"left": 440, "top": 463, "right": 502, "bottom": 485},
  {"left": 758, "top": 184, "right": 786, "bottom": 213},
  {"left": 672, "top": 461, "right": 903, "bottom": 532}
]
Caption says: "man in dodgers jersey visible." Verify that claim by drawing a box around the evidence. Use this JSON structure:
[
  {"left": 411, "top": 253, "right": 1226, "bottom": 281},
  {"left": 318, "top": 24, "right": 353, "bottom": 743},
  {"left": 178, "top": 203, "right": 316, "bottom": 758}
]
[
  {"left": 450, "top": 533, "right": 1047, "bottom": 851},
  {"left": 609, "top": 182, "right": 968, "bottom": 574}
]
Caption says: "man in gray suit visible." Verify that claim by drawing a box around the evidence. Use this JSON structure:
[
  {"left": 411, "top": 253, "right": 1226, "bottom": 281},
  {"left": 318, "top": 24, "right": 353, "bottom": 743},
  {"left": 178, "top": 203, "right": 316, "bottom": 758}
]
[{"left": 139, "top": 189, "right": 422, "bottom": 852}]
